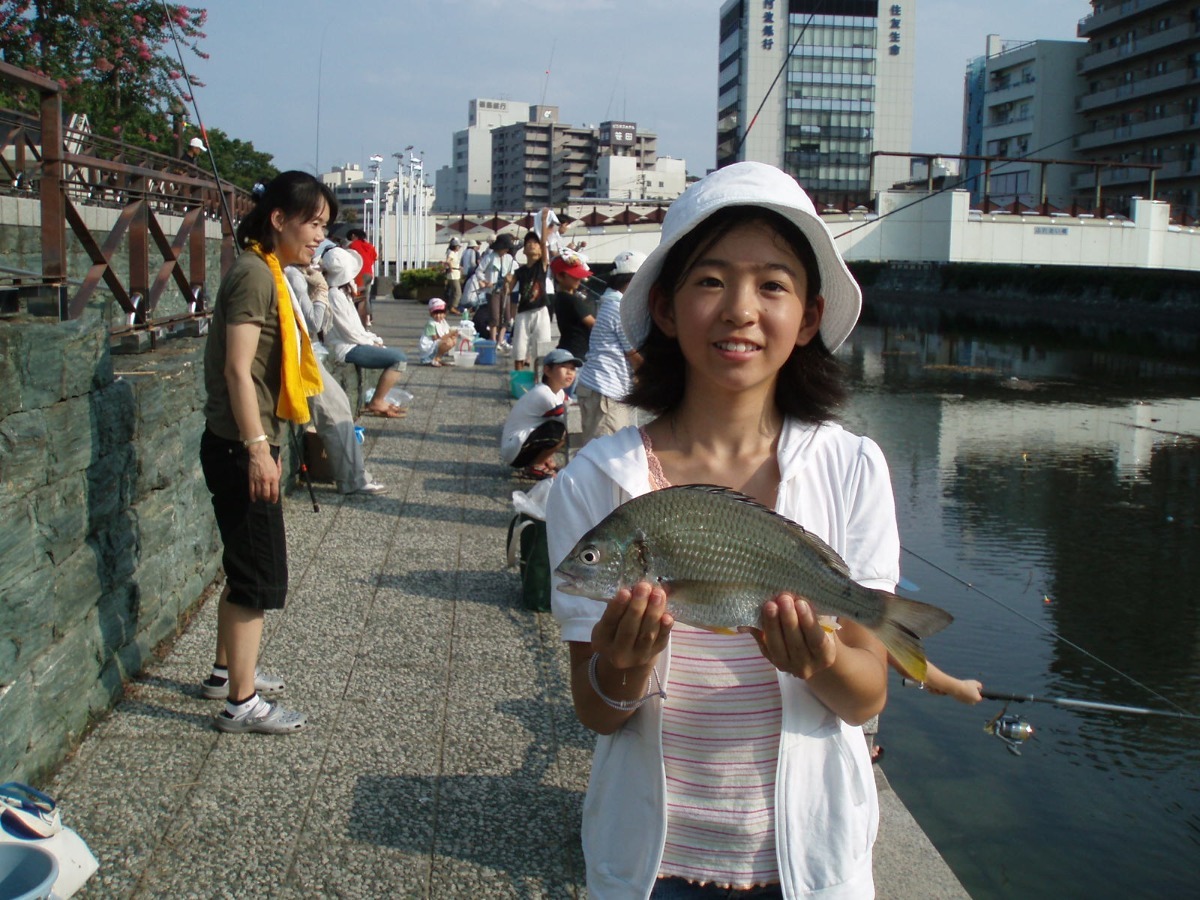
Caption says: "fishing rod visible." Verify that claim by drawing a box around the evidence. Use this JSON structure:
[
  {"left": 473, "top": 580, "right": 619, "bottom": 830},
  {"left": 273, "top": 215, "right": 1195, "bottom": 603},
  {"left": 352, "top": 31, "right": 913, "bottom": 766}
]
[
  {"left": 158, "top": 0, "right": 238, "bottom": 250},
  {"left": 901, "top": 678, "right": 1200, "bottom": 721},
  {"left": 981, "top": 687, "right": 1200, "bottom": 721},
  {"left": 287, "top": 424, "right": 321, "bottom": 513},
  {"left": 899, "top": 545, "right": 1198, "bottom": 720}
]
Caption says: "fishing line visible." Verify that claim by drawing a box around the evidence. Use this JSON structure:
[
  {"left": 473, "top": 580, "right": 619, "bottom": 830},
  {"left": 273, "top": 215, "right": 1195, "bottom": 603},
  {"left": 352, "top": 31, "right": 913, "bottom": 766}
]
[
  {"left": 158, "top": 0, "right": 237, "bottom": 249},
  {"left": 900, "top": 544, "right": 1197, "bottom": 717},
  {"left": 834, "top": 130, "right": 1090, "bottom": 240},
  {"left": 731, "top": 2, "right": 823, "bottom": 159}
]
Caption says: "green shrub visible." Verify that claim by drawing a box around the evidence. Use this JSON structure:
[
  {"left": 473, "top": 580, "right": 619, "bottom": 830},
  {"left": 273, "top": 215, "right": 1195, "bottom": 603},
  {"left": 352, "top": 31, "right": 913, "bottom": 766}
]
[{"left": 394, "top": 267, "right": 443, "bottom": 299}]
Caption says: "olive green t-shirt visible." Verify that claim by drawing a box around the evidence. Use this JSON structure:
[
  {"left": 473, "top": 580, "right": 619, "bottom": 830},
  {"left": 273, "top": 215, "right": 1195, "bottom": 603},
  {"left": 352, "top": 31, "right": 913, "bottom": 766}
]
[{"left": 203, "top": 252, "right": 285, "bottom": 445}]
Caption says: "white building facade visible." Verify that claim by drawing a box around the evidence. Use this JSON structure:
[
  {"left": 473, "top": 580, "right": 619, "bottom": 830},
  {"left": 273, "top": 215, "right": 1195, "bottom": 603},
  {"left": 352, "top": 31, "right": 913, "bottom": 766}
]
[
  {"left": 433, "top": 98, "right": 530, "bottom": 213},
  {"left": 717, "top": 0, "right": 915, "bottom": 206},
  {"left": 593, "top": 155, "right": 687, "bottom": 201}
]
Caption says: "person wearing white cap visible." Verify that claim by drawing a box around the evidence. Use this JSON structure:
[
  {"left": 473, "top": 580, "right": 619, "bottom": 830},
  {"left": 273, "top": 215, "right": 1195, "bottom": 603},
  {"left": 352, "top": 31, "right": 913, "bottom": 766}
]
[
  {"left": 574, "top": 249, "right": 646, "bottom": 444},
  {"left": 547, "top": 162, "right": 892, "bottom": 898},
  {"left": 183, "top": 135, "right": 206, "bottom": 164}
]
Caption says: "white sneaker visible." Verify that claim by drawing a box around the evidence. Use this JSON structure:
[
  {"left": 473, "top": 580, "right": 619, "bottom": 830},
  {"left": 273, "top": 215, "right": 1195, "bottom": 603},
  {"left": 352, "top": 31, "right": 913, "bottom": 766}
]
[
  {"left": 214, "top": 698, "right": 306, "bottom": 735},
  {"left": 353, "top": 481, "right": 389, "bottom": 495}
]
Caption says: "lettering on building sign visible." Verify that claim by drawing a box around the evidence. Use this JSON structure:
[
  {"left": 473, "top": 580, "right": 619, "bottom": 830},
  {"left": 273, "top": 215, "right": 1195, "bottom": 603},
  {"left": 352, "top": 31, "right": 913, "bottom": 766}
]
[
  {"left": 889, "top": 4, "right": 901, "bottom": 56},
  {"left": 1033, "top": 226, "right": 1070, "bottom": 236},
  {"left": 762, "top": 0, "right": 775, "bottom": 50},
  {"left": 606, "top": 123, "right": 637, "bottom": 146}
]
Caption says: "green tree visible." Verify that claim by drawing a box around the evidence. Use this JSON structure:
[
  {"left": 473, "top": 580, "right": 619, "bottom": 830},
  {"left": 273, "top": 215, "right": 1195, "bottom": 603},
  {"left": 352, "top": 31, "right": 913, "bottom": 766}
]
[
  {"left": 0, "top": 2, "right": 277, "bottom": 188},
  {"left": 201, "top": 127, "right": 278, "bottom": 193},
  {"left": 0, "top": 0, "right": 205, "bottom": 151}
]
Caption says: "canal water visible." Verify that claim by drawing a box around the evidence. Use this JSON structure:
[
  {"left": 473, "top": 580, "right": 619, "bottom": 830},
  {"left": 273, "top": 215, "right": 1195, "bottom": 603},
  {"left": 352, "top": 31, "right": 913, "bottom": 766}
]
[{"left": 838, "top": 323, "right": 1200, "bottom": 899}]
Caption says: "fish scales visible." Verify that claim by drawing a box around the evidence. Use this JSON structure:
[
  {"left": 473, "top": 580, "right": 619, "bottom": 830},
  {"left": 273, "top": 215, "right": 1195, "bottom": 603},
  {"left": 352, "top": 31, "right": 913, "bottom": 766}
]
[
  {"left": 635, "top": 487, "right": 883, "bottom": 627},
  {"left": 555, "top": 484, "right": 954, "bottom": 680}
]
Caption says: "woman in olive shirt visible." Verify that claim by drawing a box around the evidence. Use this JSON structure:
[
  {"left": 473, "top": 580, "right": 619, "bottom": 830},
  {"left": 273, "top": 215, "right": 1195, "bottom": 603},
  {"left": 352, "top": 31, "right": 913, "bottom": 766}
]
[{"left": 199, "top": 171, "right": 337, "bottom": 734}]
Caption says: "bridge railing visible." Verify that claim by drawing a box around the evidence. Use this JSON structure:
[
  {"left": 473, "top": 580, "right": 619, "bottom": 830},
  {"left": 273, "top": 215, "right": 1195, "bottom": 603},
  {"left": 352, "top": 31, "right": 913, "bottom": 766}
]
[{"left": 0, "top": 60, "right": 252, "bottom": 341}]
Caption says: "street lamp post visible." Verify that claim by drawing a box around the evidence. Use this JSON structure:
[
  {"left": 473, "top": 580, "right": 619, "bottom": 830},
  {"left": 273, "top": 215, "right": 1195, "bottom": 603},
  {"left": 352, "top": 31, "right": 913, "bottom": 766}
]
[{"left": 369, "top": 154, "right": 383, "bottom": 276}]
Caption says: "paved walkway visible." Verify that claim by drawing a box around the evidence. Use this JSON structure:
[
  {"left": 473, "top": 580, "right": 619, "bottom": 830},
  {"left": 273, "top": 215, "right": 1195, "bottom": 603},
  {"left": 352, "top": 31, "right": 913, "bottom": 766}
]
[{"left": 46, "top": 298, "right": 968, "bottom": 898}]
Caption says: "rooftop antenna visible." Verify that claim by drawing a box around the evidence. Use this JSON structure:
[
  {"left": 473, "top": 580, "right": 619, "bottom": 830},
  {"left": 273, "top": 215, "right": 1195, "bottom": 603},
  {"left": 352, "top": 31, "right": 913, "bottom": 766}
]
[
  {"left": 314, "top": 27, "right": 327, "bottom": 174},
  {"left": 540, "top": 41, "right": 556, "bottom": 106}
]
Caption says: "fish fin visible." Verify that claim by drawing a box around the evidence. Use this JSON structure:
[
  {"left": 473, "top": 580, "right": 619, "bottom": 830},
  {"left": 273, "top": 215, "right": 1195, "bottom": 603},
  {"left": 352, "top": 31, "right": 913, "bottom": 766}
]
[
  {"left": 871, "top": 592, "right": 956, "bottom": 684},
  {"left": 669, "top": 485, "right": 852, "bottom": 578},
  {"left": 879, "top": 591, "right": 954, "bottom": 639},
  {"left": 876, "top": 618, "right": 929, "bottom": 683}
]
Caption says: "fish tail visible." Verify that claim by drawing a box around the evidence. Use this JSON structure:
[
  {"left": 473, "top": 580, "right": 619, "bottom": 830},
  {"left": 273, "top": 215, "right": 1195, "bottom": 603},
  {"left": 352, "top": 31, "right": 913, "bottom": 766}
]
[{"left": 871, "top": 592, "right": 955, "bottom": 684}]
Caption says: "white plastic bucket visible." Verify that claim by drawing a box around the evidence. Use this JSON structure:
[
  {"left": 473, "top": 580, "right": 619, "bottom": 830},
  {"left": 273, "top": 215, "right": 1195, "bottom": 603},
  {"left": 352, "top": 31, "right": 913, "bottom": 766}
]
[
  {"left": 456, "top": 352, "right": 478, "bottom": 367},
  {"left": 0, "top": 844, "right": 57, "bottom": 900}
]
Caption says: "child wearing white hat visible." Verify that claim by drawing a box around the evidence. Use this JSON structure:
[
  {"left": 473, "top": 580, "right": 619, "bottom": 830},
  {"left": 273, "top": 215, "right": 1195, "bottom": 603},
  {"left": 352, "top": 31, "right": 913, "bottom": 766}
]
[{"left": 548, "top": 162, "right": 899, "bottom": 899}]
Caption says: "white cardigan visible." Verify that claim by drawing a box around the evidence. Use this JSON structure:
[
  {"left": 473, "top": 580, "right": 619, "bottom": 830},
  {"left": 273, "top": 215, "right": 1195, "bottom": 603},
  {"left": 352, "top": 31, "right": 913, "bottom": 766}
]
[{"left": 547, "top": 422, "right": 899, "bottom": 899}]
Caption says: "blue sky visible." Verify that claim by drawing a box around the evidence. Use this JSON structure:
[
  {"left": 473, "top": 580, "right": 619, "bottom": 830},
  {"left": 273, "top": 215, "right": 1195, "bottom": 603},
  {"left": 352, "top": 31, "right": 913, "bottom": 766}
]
[{"left": 189, "top": 0, "right": 1087, "bottom": 180}]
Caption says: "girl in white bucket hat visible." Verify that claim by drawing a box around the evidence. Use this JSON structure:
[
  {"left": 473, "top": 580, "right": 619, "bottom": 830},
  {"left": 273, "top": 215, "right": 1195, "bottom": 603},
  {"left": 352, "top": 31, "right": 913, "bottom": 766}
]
[{"left": 547, "top": 162, "right": 905, "bottom": 898}]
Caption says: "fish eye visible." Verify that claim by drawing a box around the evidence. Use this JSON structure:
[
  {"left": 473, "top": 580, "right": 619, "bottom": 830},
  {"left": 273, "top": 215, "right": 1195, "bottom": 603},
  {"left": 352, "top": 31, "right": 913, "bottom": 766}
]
[{"left": 579, "top": 547, "right": 601, "bottom": 565}]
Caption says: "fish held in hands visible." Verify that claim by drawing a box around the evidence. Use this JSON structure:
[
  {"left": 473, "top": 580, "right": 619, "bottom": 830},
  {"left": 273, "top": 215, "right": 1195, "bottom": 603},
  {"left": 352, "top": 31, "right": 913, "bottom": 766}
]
[{"left": 555, "top": 484, "right": 953, "bottom": 680}]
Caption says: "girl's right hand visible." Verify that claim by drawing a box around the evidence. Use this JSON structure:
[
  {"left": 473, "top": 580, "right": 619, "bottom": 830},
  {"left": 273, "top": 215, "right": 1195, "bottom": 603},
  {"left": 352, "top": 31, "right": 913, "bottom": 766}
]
[
  {"left": 247, "top": 442, "right": 280, "bottom": 504},
  {"left": 589, "top": 581, "right": 673, "bottom": 671}
]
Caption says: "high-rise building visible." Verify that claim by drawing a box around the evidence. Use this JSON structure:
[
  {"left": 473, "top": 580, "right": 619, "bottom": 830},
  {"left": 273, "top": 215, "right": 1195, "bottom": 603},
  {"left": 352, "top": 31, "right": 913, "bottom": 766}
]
[
  {"left": 1073, "top": 0, "right": 1200, "bottom": 219},
  {"left": 716, "top": 0, "right": 916, "bottom": 206},
  {"left": 432, "top": 98, "right": 530, "bottom": 213},
  {"left": 961, "top": 36, "right": 1088, "bottom": 208},
  {"left": 490, "top": 115, "right": 663, "bottom": 209}
]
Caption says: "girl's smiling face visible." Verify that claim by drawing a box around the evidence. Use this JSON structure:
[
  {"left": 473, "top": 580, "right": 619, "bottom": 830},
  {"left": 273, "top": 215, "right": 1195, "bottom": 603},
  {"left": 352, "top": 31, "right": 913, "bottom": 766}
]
[{"left": 650, "top": 219, "right": 823, "bottom": 399}]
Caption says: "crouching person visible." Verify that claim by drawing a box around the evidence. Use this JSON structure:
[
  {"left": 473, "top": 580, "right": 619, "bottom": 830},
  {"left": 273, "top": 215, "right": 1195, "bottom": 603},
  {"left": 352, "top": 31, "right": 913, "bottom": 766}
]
[{"left": 500, "top": 348, "right": 580, "bottom": 480}]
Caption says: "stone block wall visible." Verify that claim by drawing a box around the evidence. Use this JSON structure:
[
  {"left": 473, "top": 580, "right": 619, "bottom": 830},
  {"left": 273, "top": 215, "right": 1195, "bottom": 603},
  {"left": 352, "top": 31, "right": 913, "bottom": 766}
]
[{"left": 0, "top": 313, "right": 221, "bottom": 782}]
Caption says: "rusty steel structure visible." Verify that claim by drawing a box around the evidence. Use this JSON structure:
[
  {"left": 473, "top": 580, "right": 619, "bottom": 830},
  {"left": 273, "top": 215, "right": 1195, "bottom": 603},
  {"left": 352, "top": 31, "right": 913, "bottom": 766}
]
[{"left": 0, "top": 60, "right": 253, "bottom": 335}]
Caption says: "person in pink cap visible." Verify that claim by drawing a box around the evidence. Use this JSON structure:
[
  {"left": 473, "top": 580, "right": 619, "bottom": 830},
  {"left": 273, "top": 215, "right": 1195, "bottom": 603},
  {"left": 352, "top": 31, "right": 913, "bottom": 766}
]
[{"left": 419, "top": 297, "right": 459, "bottom": 367}]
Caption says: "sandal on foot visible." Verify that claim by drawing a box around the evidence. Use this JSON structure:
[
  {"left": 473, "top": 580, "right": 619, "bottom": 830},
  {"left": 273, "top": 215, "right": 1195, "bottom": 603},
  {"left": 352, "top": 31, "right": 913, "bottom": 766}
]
[{"left": 363, "top": 406, "right": 405, "bottom": 419}]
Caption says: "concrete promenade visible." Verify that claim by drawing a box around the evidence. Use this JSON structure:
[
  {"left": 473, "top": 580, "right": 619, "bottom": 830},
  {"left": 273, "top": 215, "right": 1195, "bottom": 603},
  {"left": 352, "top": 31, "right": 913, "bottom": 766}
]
[{"left": 44, "top": 297, "right": 969, "bottom": 899}]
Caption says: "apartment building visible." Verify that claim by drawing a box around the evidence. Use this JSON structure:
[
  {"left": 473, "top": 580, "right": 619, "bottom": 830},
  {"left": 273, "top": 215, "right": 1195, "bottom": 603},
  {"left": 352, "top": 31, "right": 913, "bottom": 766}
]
[
  {"left": 962, "top": 36, "right": 1088, "bottom": 208},
  {"left": 432, "top": 98, "right": 530, "bottom": 213},
  {"left": 1073, "top": 0, "right": 1200, "bottom": 219},
  {"left": 490, "top": 114, "right": 661, "bottom": 209},
  {"left": 717, "top": 0, "right": 916, "bottom": 206}
]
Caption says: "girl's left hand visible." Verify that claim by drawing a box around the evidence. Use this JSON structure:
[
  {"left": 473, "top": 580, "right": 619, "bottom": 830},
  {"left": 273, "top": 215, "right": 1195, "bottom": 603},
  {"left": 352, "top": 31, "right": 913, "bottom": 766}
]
[{"left": 742, "top": 593, "right": 837, "bottom": 680}]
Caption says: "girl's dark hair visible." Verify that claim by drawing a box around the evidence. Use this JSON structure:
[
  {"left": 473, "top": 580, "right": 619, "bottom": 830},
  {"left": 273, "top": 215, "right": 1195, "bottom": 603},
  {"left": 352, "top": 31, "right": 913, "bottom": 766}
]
[
  {"left": 235, "top": 171, "right": 338, "bottom": 251},
  {"left": 625, "top": 205, "right": 847, "bottom": 424}
]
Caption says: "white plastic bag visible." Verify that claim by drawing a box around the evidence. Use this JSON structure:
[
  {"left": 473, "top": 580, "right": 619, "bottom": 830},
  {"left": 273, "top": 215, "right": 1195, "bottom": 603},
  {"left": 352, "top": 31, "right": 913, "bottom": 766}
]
[
  {"left": 363, "top": 387, "right": 413, "bottom": 408},
  {"left": 511, "top": 478, "right": 554, "bottom": 520}
]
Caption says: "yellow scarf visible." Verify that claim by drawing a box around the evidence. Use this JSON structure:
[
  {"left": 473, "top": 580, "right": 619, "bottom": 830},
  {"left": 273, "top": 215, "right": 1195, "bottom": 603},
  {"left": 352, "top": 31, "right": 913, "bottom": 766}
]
[{"left": 247, "top": 241, "right": 322, "bottom": 424}]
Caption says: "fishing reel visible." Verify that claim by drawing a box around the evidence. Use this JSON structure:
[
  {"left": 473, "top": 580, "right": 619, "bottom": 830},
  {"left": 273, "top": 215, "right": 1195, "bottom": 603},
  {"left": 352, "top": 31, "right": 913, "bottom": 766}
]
[{"left": 985, "top": 704, "right": 1035, "bottom": 756}]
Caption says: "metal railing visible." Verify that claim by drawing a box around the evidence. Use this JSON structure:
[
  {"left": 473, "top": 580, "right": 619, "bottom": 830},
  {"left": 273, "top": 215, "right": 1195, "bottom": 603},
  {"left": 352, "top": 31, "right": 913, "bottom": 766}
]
[{"left": 0, "top": 60, "right": 252, "bottom": 337}]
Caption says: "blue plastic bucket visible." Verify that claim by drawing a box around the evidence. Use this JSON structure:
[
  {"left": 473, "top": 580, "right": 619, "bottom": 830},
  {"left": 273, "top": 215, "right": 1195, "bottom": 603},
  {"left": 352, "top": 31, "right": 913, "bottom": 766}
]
[
  {"left": 474, "top": 339, "right": 497, "bottom": 366},
  {"left": 509, "top": 369, "right": 535, "bottom": 399},
  {"left": 0, "top": 844, "right": 58, "bottom": 900}
]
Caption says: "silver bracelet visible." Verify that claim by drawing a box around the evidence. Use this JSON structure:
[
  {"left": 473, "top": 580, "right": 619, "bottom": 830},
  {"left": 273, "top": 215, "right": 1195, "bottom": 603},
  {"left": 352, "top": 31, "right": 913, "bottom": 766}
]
[{"left": 587, "top": 653, "right": 666, "bottom": 711}]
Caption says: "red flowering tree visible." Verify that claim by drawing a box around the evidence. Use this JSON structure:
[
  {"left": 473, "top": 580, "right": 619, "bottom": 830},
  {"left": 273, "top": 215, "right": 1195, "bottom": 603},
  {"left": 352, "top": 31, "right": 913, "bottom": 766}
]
[{"left": 0, "top": 0, "right": 209, "bottom": 155}]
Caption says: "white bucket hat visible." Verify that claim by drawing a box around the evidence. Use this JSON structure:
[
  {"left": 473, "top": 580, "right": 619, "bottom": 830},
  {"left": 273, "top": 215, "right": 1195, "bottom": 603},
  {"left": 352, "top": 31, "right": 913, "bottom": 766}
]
[{"left": 620, "top": 161, "right": 862, "bottom": 353}]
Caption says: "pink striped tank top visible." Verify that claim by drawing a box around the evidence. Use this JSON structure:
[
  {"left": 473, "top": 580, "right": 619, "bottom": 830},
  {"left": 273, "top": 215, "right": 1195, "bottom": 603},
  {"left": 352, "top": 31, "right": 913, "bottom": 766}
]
[{"left": 642, "top": 429, "right": 783, "bottom": 889}]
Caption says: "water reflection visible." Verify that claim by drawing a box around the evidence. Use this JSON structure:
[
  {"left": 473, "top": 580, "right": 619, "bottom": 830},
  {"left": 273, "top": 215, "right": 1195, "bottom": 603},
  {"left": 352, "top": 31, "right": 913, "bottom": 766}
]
[{"left": 839, "top": 324, "right": 1200, "bottom": 899}]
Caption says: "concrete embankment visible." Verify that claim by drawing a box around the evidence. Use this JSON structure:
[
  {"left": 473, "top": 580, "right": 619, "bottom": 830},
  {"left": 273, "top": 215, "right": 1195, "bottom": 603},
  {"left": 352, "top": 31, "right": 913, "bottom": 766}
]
[
  {"left": 39, "top": 297, "right": 968, "bottom": 898},
  {"left": 853, "top": 261, "right": 1200, "bottom": 356}
]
